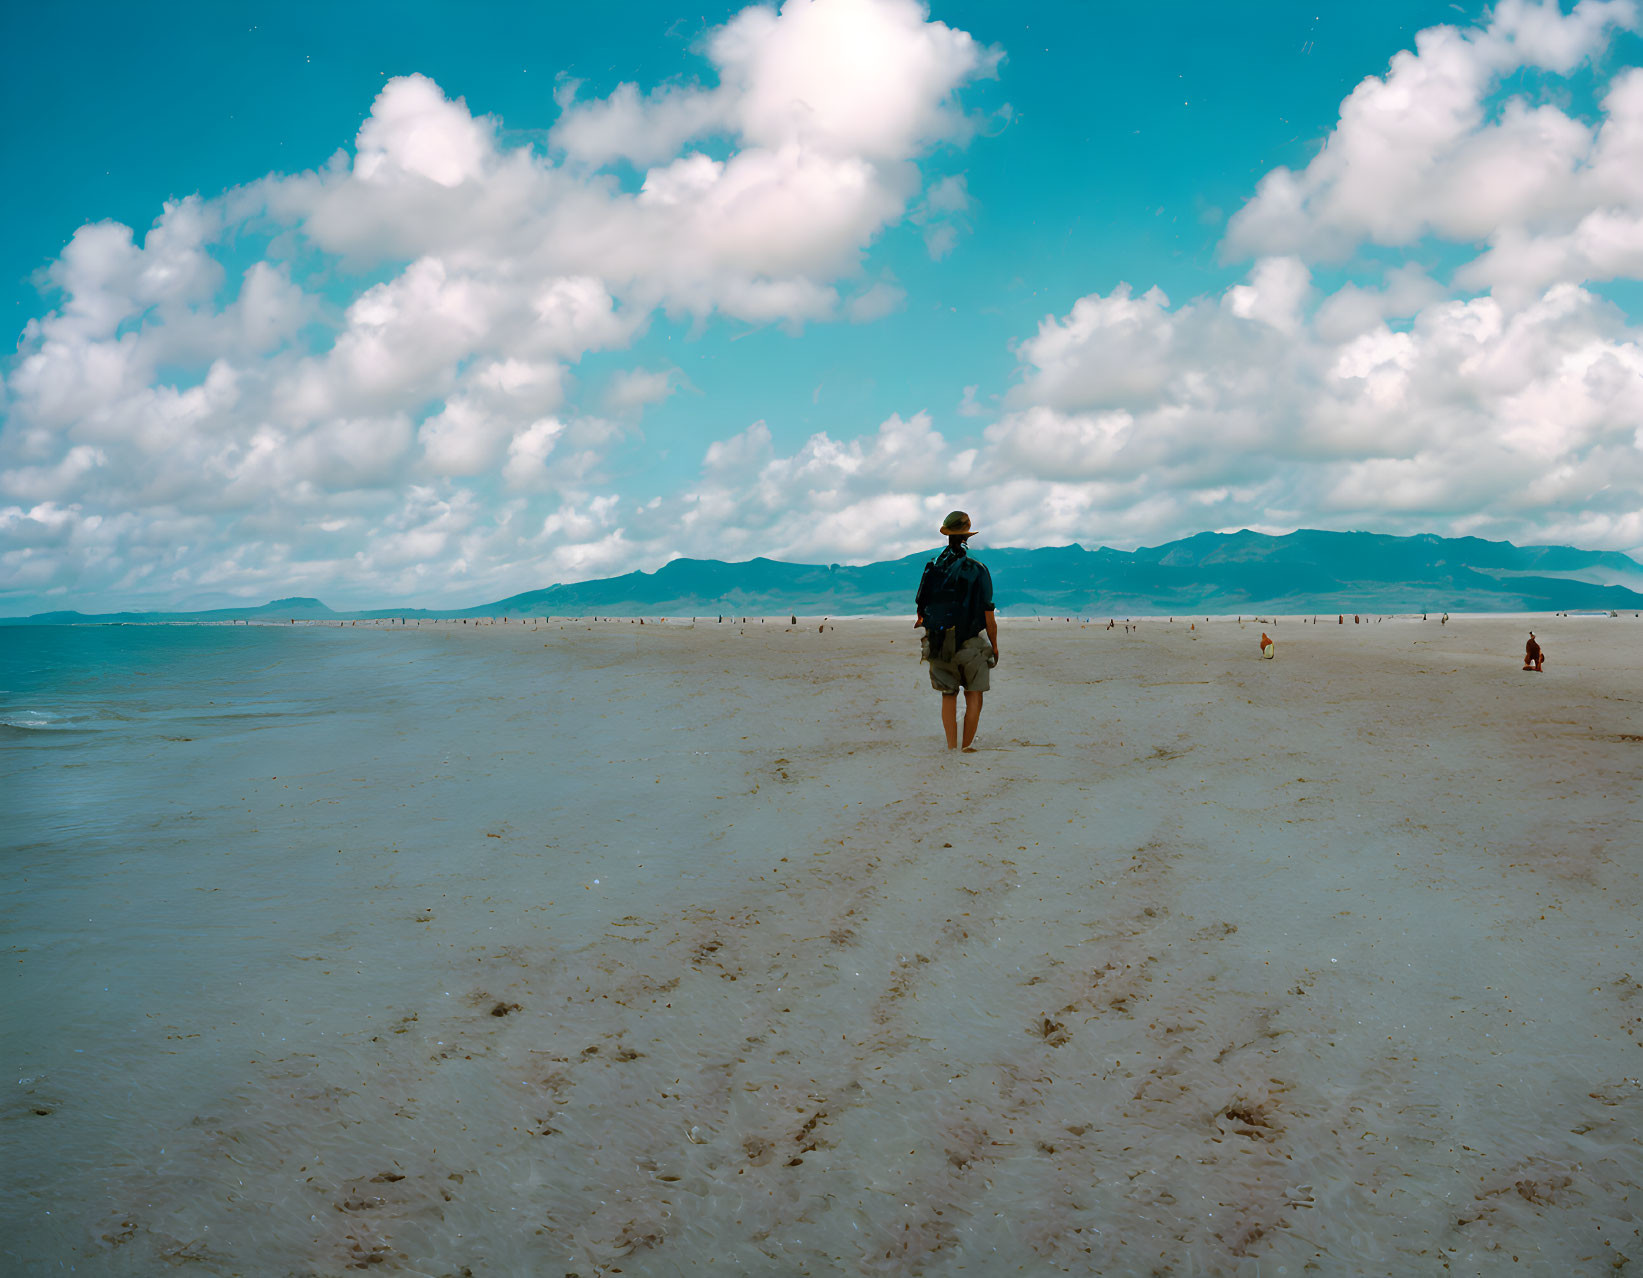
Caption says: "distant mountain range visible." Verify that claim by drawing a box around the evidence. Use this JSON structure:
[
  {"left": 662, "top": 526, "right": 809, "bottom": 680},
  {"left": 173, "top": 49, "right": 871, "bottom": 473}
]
[{"left": 7, "top": 529, "right": 1643, "bottom": 624}]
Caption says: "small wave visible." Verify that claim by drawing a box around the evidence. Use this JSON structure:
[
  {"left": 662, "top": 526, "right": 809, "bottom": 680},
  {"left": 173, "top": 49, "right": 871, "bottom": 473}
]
[
  {"left": 0, "top": 709, "right": 112, "bottom": 734},
  {"left": 0, "top": 723, "right": 68, "bottom": 742},
  {"left": 0, "top": 711, "right": 60, "bottom": 730}
]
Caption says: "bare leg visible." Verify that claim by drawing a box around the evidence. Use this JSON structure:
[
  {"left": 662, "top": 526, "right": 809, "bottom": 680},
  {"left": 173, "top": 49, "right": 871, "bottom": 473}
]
[
  {"left": 941, "top": 693, "right": 959, "bottom": 749},
  {"left": 961, "top": 690, "right": 984, "bottom": 751}
]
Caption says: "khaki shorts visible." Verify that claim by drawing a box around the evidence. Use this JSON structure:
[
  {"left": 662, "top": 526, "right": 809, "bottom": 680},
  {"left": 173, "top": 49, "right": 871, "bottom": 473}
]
[{"left": 923, "top": 633, "right": 993, "bottom": 693}]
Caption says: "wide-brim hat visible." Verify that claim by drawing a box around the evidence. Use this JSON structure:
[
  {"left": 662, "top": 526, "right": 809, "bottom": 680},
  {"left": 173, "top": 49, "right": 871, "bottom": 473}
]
[{"left": 940, "top": 510, "right": 977, "bottom": 538}]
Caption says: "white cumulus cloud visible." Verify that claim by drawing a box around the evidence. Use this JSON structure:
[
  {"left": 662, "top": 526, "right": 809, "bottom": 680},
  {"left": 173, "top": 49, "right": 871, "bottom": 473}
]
[
  {"left": 1227, "top": 0, "right": 1639, "bottom": 267},
  {"left": 5, "top": 0, "right": 1643, "bottom": 614},
  {"left": 0, "top": 0, "right": 997, "bottom": 611}
]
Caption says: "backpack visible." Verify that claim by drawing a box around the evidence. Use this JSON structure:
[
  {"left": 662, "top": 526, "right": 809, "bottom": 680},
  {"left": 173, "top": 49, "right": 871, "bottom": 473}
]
[{"left": 919, "top": 553, "right": 972, "bottom": 662}]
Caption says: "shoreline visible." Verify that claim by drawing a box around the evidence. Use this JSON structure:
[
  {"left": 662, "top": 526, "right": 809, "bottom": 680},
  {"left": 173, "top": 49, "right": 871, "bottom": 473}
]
[{"left": 8, "top": 607, "right": 1639, "bottom": 627}]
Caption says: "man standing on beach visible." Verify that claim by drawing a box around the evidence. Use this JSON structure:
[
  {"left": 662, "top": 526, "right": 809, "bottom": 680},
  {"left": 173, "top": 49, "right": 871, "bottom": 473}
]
[{"left": 915, "top": 511, "right": 998, "bottom": 752}]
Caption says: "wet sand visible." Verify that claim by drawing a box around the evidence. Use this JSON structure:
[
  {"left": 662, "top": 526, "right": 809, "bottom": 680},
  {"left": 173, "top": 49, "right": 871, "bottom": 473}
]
[{"left": 5, "top": 614, "right": 1641, "bottom": 1275}]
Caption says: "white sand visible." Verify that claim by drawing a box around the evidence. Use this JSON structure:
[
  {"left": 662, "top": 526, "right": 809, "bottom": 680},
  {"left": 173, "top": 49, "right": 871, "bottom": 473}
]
[{"left": 6, "top": 614, "right": 1640, "bottom": 1275}]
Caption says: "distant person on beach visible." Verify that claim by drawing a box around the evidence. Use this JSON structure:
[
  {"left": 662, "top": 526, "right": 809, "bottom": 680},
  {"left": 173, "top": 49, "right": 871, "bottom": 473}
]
[
  {"left": 915, "top": 511, "right": 997, "bottom": 752},
  {"left": 1524, "top": 632, "right": 1545, "bottom": 671},
  {"left": 1259, "top": 631, "right": 1275, "bottom": 659}
]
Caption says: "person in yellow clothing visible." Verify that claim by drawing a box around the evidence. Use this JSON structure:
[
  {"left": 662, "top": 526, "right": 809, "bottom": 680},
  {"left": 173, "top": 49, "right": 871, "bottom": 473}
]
[{"left": 915, "top": 511, "right": 999, "bottom": 752}]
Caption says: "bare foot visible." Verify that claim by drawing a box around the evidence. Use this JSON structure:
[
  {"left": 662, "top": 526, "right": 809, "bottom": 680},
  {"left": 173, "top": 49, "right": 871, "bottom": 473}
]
[{"left": 962, "top": 745, "right": 979, "bottom": 753}]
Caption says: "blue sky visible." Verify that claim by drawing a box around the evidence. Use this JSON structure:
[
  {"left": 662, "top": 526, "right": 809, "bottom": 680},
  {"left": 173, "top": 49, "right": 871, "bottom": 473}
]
[{"left": 3, "top": 0, "right": 1642, "bottom": 611}]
